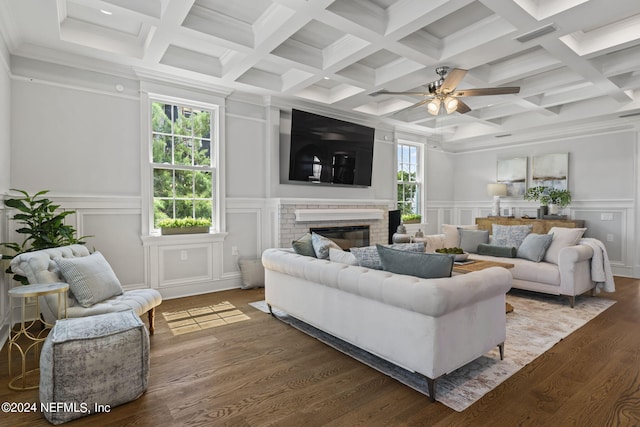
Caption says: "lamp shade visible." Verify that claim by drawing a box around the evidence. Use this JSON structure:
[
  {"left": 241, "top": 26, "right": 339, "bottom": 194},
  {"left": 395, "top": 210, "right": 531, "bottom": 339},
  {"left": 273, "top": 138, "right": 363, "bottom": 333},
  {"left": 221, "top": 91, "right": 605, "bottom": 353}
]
[
  {"left": 426, "top": 98, "right": 441, "bottom": 115},
  {"left": 487, "top": 183, "right": 507, "bottom": 197}
]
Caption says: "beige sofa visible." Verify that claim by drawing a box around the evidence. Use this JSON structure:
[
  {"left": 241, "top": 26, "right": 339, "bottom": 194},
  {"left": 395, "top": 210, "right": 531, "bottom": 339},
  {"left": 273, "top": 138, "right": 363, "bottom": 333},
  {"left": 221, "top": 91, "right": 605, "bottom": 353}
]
[
  {"left": 262, "top": 247, "right": 512, "bottom": 401},
  {"left": 418, "top": 226, "right": 597, "bottom": 307}
]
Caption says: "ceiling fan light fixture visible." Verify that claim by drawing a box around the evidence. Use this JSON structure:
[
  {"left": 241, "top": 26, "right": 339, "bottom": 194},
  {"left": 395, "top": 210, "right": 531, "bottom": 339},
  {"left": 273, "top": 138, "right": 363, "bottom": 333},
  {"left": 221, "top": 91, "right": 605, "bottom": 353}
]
[
  {"left": 427, "top": 98, "right": 441, "bottom": 115},
  {"left": 444, "top": 96, "right": 458, "bottom": 114}
]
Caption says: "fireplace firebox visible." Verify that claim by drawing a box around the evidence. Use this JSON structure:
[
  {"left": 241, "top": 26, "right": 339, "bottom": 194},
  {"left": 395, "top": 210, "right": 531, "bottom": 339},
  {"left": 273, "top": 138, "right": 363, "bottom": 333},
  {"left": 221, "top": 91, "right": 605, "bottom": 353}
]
[{"left": 310, "top": 225, "right": 370, "bottom": 250}]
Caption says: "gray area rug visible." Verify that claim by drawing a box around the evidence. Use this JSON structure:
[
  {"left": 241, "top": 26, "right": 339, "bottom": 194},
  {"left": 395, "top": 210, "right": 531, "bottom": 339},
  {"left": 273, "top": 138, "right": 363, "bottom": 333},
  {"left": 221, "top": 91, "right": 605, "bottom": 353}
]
[{"left": 249, "top": 291, "right": 615, "bottom": 412}]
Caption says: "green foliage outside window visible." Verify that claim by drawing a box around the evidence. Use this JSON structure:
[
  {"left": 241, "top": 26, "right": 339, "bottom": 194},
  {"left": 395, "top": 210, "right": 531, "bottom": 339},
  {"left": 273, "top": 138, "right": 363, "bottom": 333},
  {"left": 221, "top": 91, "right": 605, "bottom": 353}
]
[
  {"left": 151, "top": 102, "right": 214, "bottom": 227},
  {"left": 397, "top": 170, "right": 418, "bottom": 216}
]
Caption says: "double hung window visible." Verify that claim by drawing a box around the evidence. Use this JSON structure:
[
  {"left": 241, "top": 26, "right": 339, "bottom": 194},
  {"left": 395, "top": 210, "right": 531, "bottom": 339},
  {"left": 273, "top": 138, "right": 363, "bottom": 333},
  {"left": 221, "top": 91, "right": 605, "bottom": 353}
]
[
  {"left": 150, "top": 100, "right": 217, "bottom": 229},
  {"left": 397, "top": 143, "right": 421, "bottom": 217}
]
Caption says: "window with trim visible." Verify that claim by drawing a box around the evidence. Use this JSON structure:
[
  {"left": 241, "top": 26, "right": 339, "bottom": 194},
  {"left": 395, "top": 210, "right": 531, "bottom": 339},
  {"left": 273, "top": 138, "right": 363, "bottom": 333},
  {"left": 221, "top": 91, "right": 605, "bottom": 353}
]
[
  {"left": 397, "top": 142, "right": 421, "bottom": 220},
  {"left": 150, "top": 100, "right": 217, "bottom": 229}
]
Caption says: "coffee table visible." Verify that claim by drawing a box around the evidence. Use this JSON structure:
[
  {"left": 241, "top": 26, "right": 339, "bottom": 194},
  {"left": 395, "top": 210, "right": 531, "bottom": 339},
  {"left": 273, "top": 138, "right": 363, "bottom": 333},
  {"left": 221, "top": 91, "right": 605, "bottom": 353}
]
[{"left": 453, "top": 258, "right": 515, "bottom": 313}]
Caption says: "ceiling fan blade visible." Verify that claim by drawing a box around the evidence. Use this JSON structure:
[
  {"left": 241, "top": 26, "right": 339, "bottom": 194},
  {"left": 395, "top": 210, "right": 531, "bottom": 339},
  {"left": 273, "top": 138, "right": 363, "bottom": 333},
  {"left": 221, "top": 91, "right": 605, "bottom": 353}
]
[
  {"left": 372, "top": 90, "right": 430, "bottom": 96},
  {"left": 452, "top": 87, "right": 520, "bottom": 97},
  {"left": 439, "top": 68, "right": 467, "bottom": 94},
  {"left": 456, "top": 99, "right": 471, "bottom": 114}
]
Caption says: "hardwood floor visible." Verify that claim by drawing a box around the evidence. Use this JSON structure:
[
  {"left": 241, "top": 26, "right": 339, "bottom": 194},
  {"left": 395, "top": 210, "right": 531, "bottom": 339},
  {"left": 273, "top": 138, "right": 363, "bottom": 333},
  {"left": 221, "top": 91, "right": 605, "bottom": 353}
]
[{"left": 1, "top": 279, "right": 639, "bottom": 426}]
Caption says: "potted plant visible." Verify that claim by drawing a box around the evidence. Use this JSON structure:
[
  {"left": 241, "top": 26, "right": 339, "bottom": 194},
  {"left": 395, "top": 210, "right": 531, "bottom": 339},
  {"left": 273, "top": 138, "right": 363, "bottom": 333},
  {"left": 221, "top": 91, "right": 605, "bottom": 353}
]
[
  {"left": 1, "top": 189, "right": 89, "bottom": 285},
  {"left": 547, "top": 188, "right": 572, "bottom": 214},
  {"left": 401, "top": 213, "right": 422, "bottom": 224},
  {"left": 157, "top": 217, "right": 212, "bottom": 235},
  {"left": 524, "top": 186, "right": 572, "bottom": 216}
]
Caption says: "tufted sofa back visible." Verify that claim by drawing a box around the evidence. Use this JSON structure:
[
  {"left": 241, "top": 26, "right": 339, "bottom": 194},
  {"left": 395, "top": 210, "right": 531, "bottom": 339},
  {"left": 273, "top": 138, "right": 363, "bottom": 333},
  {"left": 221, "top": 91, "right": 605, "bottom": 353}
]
[{"left": 10, "top": 244, "right": 91, "bottom": 285}]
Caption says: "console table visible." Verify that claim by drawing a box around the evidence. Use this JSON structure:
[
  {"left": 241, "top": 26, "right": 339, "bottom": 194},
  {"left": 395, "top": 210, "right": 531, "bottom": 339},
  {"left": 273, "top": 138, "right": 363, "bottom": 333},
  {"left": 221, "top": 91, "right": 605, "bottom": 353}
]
[{"left": 475, "top": 217, "right": 585, "bottom": 234}]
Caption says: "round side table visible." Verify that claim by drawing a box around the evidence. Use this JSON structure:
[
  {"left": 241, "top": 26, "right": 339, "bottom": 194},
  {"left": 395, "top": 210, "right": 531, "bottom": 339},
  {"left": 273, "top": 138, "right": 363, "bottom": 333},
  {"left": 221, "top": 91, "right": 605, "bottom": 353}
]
[{"left": 7, "top": 282, "right": 69, "bottom": 391}]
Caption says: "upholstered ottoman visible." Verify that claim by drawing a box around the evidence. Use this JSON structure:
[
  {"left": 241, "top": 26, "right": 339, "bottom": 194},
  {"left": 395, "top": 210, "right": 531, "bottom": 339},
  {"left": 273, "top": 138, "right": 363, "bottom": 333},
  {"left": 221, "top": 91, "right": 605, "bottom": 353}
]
[{"left": 39, "top": 310, "right": 150, "bottom": 425}]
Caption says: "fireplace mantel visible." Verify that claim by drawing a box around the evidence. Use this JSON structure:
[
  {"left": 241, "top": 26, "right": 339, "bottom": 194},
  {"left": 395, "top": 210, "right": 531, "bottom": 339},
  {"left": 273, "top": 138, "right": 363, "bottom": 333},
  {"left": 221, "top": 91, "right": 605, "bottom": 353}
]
[{"left": 294, "top": 209, "right": 384, "bottom": 222}]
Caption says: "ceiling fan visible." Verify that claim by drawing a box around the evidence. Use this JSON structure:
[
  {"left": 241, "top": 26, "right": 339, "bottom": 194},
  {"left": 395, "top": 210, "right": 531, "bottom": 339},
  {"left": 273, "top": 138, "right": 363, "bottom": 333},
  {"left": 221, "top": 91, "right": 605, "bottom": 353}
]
[{"left": 372, "top": 66, "right": 520, "bottom": 115}]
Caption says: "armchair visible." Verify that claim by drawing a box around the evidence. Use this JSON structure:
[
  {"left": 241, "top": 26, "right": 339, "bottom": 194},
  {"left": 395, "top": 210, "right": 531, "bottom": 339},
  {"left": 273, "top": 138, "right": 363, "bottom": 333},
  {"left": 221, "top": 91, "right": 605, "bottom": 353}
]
[{"left": 9, "top": 245, "right": 162, "bottom": 334}]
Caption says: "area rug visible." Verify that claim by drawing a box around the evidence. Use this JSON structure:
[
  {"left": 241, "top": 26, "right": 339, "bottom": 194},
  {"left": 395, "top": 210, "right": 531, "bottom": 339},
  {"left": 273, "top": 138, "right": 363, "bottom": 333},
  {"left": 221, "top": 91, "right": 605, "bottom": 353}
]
[{"left": 249, "top": 292, "right": 615, "bottom": 412}]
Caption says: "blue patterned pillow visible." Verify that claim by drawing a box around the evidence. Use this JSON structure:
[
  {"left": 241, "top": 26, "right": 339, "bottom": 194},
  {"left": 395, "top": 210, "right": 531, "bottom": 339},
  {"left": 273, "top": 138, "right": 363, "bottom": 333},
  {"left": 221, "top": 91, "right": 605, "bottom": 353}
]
[
  {"left": 311, "top": 233, "right": 341, "bottom": 259},
  {"left": 492, "top": 224, "right": 532, "bottom": 248},
  {"left": 350, "top": 242, "right": 425, "bottom": 270}
]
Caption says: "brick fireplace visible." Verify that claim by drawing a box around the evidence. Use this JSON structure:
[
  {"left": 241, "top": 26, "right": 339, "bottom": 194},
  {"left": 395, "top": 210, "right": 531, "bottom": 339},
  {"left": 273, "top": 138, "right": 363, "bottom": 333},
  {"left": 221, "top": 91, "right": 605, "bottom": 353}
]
[{"left": 277, "top": 201, "right": 390, "bottom": 249}]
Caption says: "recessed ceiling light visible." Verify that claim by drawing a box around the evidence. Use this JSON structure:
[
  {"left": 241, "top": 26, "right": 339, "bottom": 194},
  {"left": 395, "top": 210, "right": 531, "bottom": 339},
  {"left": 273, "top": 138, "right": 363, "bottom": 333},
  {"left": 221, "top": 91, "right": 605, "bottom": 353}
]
[
  {"left": 100, "top": 9, "right": 113, "bottom": 15},
  {"left": 323, "top": 77, "right": 330, "bottom": 80}
]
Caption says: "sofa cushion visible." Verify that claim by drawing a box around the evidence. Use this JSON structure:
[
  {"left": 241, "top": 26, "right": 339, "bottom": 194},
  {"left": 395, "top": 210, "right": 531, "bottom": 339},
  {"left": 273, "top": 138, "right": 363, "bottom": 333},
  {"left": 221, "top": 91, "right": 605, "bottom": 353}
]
[
  {"left": 459, "top": 229, "right": 489, "bottom": 253},
  {"left": 311, "top": 232, "right": 341, "bottom": 259},
  {"left": 442, "top": 224, "right": 478, "bottom": 248},
  {"left": 291, "top": 233, "right": 316, "bottom": 257},
  {"left": 492, "top": 224, "right": 532, "bottom": 248},
  {"left": 350, "top": 242, "right": 425, "bottom": 270},
  {"left": 56, "top": 252, "right": 123, "bottom": 308},
  {"left": 544, "top": 227, "right": 587, "bottom": 264},
  {"left": 477, "top": 243, "right": 517, "bottom": 258},
  {"left": 329, "top": 248, "right": 357, "bottom": 265},
  {"left": 471, "top": 254, "right": 561, "bottom": 286},
  {"left": 377, "top": 245, "right": 454, "bottom": 279},
  {"left": 517, "top": 233, "right": 554, "bottom": 262}
]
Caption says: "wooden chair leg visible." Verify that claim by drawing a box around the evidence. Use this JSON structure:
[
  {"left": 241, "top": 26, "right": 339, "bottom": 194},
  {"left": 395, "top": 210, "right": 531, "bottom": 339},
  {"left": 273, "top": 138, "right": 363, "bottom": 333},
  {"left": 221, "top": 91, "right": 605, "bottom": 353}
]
[{"left": 148, "top": 308, "right": 155, "bottom": 335}]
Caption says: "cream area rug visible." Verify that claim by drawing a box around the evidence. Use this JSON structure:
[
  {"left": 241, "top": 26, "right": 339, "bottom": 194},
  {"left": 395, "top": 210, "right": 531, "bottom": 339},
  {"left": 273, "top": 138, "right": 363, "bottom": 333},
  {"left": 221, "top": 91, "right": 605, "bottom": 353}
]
[{"left": 249, "top": 291, "right": 615, "bottom": 412}]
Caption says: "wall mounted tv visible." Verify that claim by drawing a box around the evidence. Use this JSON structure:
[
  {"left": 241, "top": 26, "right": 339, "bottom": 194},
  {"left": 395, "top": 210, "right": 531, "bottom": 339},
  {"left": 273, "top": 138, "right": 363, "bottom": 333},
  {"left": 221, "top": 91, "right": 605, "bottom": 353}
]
[{"left": 288, "top": 109, "right": 375, "bottom": 187}]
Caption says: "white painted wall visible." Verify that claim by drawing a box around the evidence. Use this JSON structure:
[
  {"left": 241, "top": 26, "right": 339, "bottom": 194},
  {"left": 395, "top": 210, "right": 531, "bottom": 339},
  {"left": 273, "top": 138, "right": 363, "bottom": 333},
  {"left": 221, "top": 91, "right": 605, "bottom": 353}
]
[{"left": 0, "top": 30, "right": 11, "bottom": 346}]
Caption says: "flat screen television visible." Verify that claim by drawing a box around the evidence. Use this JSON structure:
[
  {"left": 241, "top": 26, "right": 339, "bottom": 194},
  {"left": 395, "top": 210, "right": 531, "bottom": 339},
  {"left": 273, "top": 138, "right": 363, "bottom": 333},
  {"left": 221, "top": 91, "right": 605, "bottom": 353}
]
[{"left": 288, "top": 109, "right": 375, "bottom": 187}]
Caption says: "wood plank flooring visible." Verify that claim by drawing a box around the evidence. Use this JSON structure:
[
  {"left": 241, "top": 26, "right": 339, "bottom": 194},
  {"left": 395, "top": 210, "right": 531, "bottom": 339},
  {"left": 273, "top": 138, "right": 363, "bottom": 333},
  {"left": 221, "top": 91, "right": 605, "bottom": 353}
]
[{"left": 1, "top": 278, "right": 639, "bottom": 426}]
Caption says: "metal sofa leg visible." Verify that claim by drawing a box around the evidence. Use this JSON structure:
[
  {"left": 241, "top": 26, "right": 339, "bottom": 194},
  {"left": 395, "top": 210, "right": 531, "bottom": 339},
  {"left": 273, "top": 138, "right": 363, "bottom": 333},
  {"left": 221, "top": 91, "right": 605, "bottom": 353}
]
[
  {"left": 568, "top": 295, "right": 575, "bottom": 308},
  {"left": 148, "top": 308, "right": 155, "bottom": 335},
  {"left": 498, "top": 342, "right": 505, "bottom": 360},
  {"left": 267, "top": 303, "right": 274, "bottom": 317}
]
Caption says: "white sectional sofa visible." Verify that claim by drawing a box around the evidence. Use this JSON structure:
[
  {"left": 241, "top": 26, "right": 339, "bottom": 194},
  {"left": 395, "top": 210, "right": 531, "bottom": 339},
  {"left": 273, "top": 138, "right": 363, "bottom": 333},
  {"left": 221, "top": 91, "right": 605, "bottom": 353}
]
[
  {"left": 262, "top": 247, "right": 513, "bottom": 401},
  {"left": 418, "top": 225, "right": 603, "bottom": 307}
]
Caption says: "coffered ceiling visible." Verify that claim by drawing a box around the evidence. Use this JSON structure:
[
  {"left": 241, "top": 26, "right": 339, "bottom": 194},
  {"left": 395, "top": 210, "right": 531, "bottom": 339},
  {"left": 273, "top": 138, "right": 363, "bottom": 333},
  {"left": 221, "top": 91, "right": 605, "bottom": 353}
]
[{"left": 1, "top": 0, "right": 640, "bottom": 151}]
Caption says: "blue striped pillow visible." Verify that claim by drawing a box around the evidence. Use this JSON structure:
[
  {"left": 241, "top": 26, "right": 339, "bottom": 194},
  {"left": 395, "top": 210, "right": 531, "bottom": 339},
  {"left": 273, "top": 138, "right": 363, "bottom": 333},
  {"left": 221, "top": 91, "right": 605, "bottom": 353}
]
[{"left": 56, "top": 252, "right": 123, "bottom": 308}]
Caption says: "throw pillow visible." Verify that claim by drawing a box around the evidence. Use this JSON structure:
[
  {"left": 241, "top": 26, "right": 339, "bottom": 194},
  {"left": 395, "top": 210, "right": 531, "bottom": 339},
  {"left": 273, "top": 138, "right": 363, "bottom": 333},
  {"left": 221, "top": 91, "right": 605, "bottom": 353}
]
[
  {"left": 350, "top": 242, "right": 425, "bottom": 270},
  {"left": 477, "top": 243, "right": 517, "bottom": 258},
  {"left": 376, "top": 245, "right": 454, "bottom": 279},
  {"left": 238, "top": 259, "right": 265, "bottom": 289},
  {"left": 442, "top": 224, "right": 478, "bottom": 248},
  {"left": 291, "top": 233, "right": 316, "bottom": 257},
  {"left": 543, "top": 227, "right": 587, "bottom": 264},
  {"left": 56, "top": 252, "right": 123, "bottom": 308},
  {"left": 517, "top": 233, "right": 554, "bottom": 262},
  {"left": 458, "top": 229, "right": 490, "bottom": 253},
  {"left": 492, "top": 224, "right": 533, "bottom": 248},
  {"left": 329, "top": 248, "right": 357, "bottom": 265},
  {"left": 311, "top": 232, "right": 341, "bottom": 259}
]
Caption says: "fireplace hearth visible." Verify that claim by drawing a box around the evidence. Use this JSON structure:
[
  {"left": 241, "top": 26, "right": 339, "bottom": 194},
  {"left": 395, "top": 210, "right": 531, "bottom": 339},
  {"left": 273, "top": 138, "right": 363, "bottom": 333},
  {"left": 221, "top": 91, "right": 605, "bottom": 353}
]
[{"left": 310, "top": 225, "right": 370, "bottom": 250}]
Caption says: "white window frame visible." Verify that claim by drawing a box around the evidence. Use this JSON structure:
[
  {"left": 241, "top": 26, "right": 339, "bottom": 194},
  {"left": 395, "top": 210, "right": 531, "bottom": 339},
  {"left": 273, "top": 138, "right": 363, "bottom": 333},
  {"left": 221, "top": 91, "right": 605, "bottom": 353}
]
[
  {"left": 140, "top": 89, "right": 225, "bottom": 236},
  {"left": 396, "top": 141, "right": 424, "bottom": 219}
]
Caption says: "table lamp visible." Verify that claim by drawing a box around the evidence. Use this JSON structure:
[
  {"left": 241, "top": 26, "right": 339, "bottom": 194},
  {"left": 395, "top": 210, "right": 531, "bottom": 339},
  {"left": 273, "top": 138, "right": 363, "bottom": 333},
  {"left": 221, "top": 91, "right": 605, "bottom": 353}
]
[{"left": 487, "top": 183, "right": 507, "bottom": 216}]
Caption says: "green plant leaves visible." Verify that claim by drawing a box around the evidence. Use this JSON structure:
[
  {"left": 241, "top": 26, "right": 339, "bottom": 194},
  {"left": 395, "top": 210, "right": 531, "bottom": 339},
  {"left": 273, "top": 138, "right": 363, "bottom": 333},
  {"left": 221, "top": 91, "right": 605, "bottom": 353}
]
[{"left": 0, "top": 189, "right": 89, "bottom": 284}]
